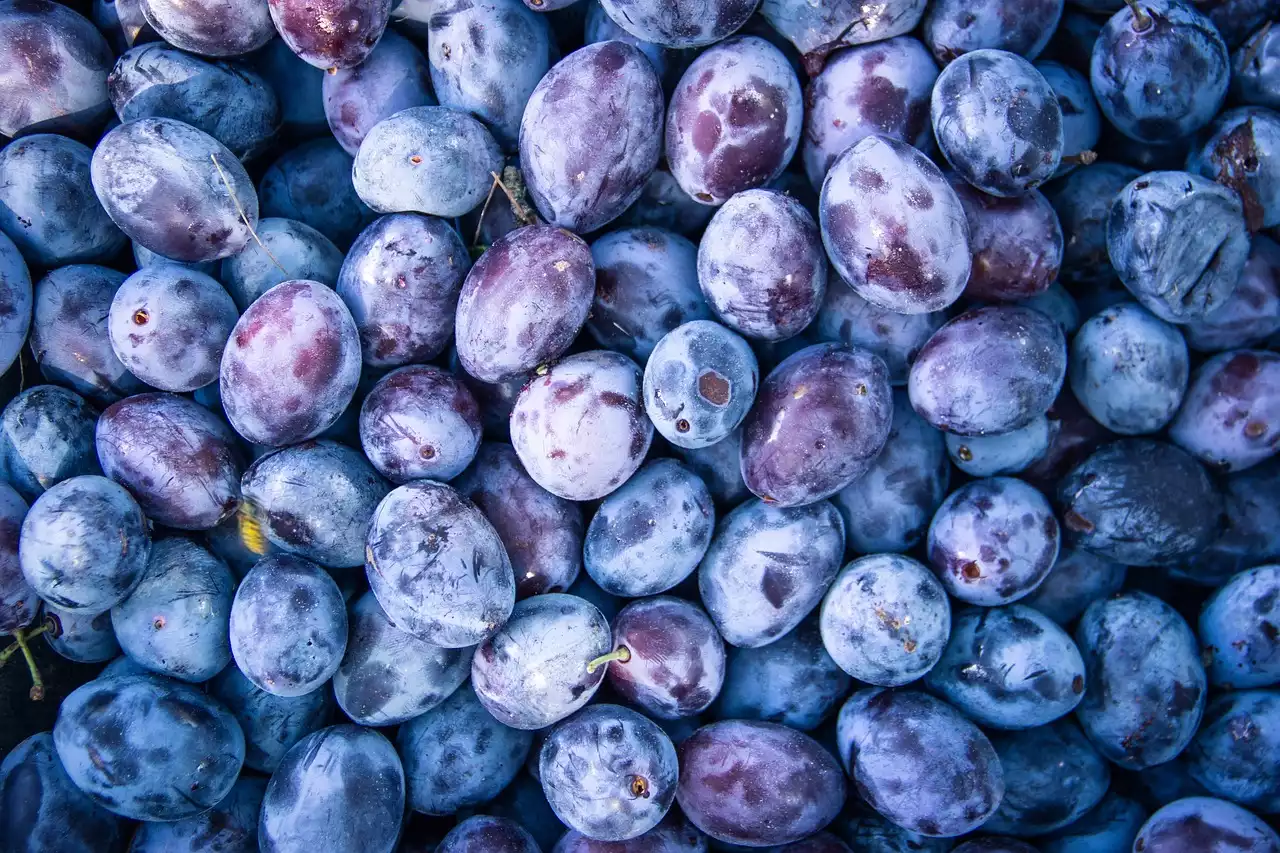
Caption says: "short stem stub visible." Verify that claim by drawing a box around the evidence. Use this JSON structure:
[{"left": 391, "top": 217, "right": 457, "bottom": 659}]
[
  {"left": 1125, "top": 0, "right": 1152, "bottom": 31},
  {"left": 586, "top": 646, "right": 632, "bottom": 674}
]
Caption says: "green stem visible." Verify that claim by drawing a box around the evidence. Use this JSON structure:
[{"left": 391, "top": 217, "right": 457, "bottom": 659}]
[{"left": 586, "top": 646, "right": 632, "bottom": 674}]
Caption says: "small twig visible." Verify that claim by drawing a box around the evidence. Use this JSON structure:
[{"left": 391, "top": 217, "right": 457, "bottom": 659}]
[
  {"left": 1124, "top": 0, "right": 1152, "bottom": 31},
  {"left": 1242, "top": 21, "right": 1273, "bottom": 70},
  {"left": 1061, "top": 150, "right": 1099, "bottom": 166},
  {"left": 473, "top": 174, "right": 501, "bottom": 246},
  {"left": 491, "top": 169, "right": 539, "bottom": 226},
  {"left": 210, "top": 153, "right": 288, "bottom": 275}
]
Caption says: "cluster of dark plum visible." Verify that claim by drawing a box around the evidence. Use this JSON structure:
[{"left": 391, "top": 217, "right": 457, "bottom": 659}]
[{"left": 2, "top": 0, "right": 1280, "bottom": 850}]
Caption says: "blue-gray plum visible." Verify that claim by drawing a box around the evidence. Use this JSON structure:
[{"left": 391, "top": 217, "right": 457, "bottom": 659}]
[
  {"left": 1074, "top": 591, "right": 1206, "bottom": 769},
  {"left": 677, "top": 720, "right": 845, "bottom": 846},
  {"left": 597, "top": 0, "right": 756, "bottom": 48},
  {"left": 551, "top": 812, "right": 705, "bottom": 853},
  {"left": 1234, "top": 22, "right": 1280, "bottom": 110},
  {"left": 108, "top": 43, "right": 280, "bottom": 160},
  {"left": 820, "top": 553, "right": 950, "bottom": 689},
  {"left": 353, "top": 106, "right": 502, "bottom": 218},
  {"left": 453, "top": 442, "right": 584, "bottom": 599},
  {"left": 252, "top": 38, "right": 328, "bottom": 136},
  {"left": 1038, "top": 792, "right": 1147, "bottom": 853},
  {"left": 666, "top": 37, "right": 803, "bottom": 206},
  {"left": 1183, "top": 235, "right": 1280, "bottom": 352},
  {"left": 510, "top": 350, "right": 653, "bottom": 501},
  {"left": 927, "top": 477, "right": 1061, "bottom": 606},
  {"left": 1185, "top": 690, "right": 1280, "bottom": 811},
  {"left": 698, "top": 498, "right": 845, "bottom": 648},
  {"left": 949, "top": 178, "right": 1064, "bottom": 301},
  {"left": 831, "top": 392, "right": 949, "bottom": 554},
  {"left": 481, "top": 772, "right": 568, "bottom": 851},
  {"left": 925, "top": 604, "right": 1085, "bottom": 730},
  {"left": 1200, "top": 564, "right": 1280, "bottom": 688},
  {"left": 267, "top": 0, "right": 392, "bottom": 69},
  {"left": 365, "top": 480, "right": 514, "bottom": 647},
  {"left": 930, "top": 50, "right": 1063, "bottom": 196},
  {"left": 583, "top": 459, "right": 714, "bottom": 598},
  {"left": 0, "top": 231, "right": 29, "bottom": 379},
  {"left": 43, "top": 605, "right": 119, "bottom": 663},
  {"left": 397, "top": 680, "right": 534, "bottom": 815},
  {"left": 674, "top": 428, "right": 751, "bottom": 508},
  {"left": 221, "top": 218, "right": 344, "bottom": 311},
  {"left": 909, "top": 305, "right": 1067, "bottom": 436},
  {"left": 129, "top": 775, "right": 266, "bottom": 853},
  {"left": 801, "top": 37, "right": 937, "bottom": 191},
  {"left": 0, "top": 731, "right": 124, "bottom": 853},
  {"left": 439, "top": 816, "right": 543, "bottom": 853},
  {"left": 587, "top": 227, "right": 711, "bottom": 364},
  {"left": 1037, "top": 61, "right": 1101, "bottom": 178},
  {"left": 471, "top": 593, "right": 611, "bottom": 730},
  {"left": 242, "top": 439, "right": 389, "bottom": 568},
  {"left": 93, "top": 0, "right": 155, "bottom": 51},
  {"left": 359, "top": 365, "right": 481, "bottom": 483},
  {"left": 813, "top": 277, "right": 945, "bottom": 388},
  {"left": 229, "top": 554, "right": 348, "bottom": 696},
  {"left": 0, "top": 385, "right": 100, "bottom": 501},
  {"left": 219, "top": 280, "right": 362, "bottom": 447},
  {"left": 923, "top": 0, "right": 1063, "bottom": 63},
  {"left": 1069, "top": 302, "right": 1189, "bottom": 435},
  {"left": 1131, "top": 797, "right": 1280, "bottom": 853},
  {"left": 132, "top": 241, "right": 220, "bottom": 276},
  {"left": 259, "top": 725, "right": 404, "bottom": 853},
  {"left": 520, "top": 41, "right": 663, "bottom": 232},
  {"left": 643, "top": 321, "right": 757, "bottom": 449},
  {"left": 19, "top": 475, "right": 149, "bottom": 615},
  {"left": 0, "top": 134, "right": 125, "bottom": 268},
  {"left": 820, "top": 134, "right": 971, "bottom": 314},
  {"left": 711, "top": 616, "right": 850, "bottom": 731},
  {"left": 1057, "top": 438, "right": 1221, "bottom": 565},
  {"left": 583, "top": 0, "right": 668, "bottom": 81},
  {"left": 606, "top": 596, "right": 725, "bottom": 719},
  {"left": 1089, "top": 0, "right": 1229, "bottom": 143},
  {"left": 110, "top": 537, "right": 234, "bottom": 682},
  {"left": 1020, "top": 546, "right": 1126, "bottom": 626},
  {"left": 138, "top": 0, "right": 275, "bottom": 56},
  {"left": 740, "top": 342, "right": 893, "bottom": 507},
  {"left": 1043, "top": 161, "right": 1141, "bottom": 287},
  {"left": 337, "top": 212, "right": 469, "bottom": 366},
  {"left": 107, "top": 264, "right": 238, "bottom": 392},
  {"left": 207, "top": 662, "right": 334, "bottom": 773},
  {"left": 0, "top": 0, "right": 113, "bottom": 138},
  {"left": 96, "top": 392, "right": 246, "bottom": 530},
  {"left": 836, "top": 689, "right": 1004, "bottom": 838},
  {"left": 615, "top": 168, "right": 715, "bottom": 237},
  {"left": 425, "top": 0, "right": 551, "bottom": 151},
  {"left": 323, "top": 30, "right": 434, "bottom": 155},
  {"left": 1169, "top": 350, "right": 1280, "bottom": 473},
  {"left": 1106, "top": 171, "right": 1249, "bottom": 324},
  {"left": 53, "top": 672, "right": 244, "bottom": 821},
  {"left": 455, "top": 225, "right": 594, "bottom": 383},
  {"left": 0, "top": 482, "right": 31, "bottom": 635},
  {"left": 332, "top": 590, "right": 471, "bottom": 726},
  {"left": 697, "top": 189, "right": 826, "bottom": 341},
  {"left": 945, "top": 415, "right": 1056, "bottom": 477},
  {"left": 30, "top": 265, "right": 146, "bottom": 406},
  {"left": 541, "top": 704, "right": 678, "bottom": 840},
  {"left": 91, "top": 118, "right": 258, "bottom": 263},
  {"left": 259, "top": 139, "right": 376, "bottom": 249},
  {"left": 983, "top": 720, "right": 1110, "bottom": 836}
]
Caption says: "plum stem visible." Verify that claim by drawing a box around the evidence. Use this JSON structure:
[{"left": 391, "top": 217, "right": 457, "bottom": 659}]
[
  {"left": 210, "top": 153, "right": 288, "bottom": 275},
  {"left": 1124, "top": 0, "right": 1152, "bottom": 31},
  {"left": 490, "top": 168, "right": 539, "bottom": 227},
  {"left": 1242, "top": 21, "right": 1273, "bottom": 69},
  {"left": 586, "top": 646, "right": 631, "bottom": 674},
  {"left": 0, "top": 618, "right": 55, "bottom": 701},
  {"left": 1061, "top": 150, "right": 1099, "bottom": 166}
]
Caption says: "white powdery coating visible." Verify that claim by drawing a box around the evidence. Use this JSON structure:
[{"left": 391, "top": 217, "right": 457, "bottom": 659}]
[
  {"left": 332, "top": 591, "right": 471, "bottom": 727},
  {"left": 946, "top": 415, "right": 1055, "bottom": 477},
  {"left": 820, "top": 134, "right": 970, "bottom": 314},
  {"left": 221, "top": 218, "right": 344, "bottom": 310},
  {"left": 365, "top": 480, "right": 515, "bottom": 648},
  {"left": 471, "top": 593, "right": 612, "bottom": 730},
  {"left": 90, "top": 117, "right": 257, "bottom": 263},
  {"left": 0, "top": 1, "right": 111, "bottom": 137},
  {"left": 511, "top": 350, "right": 654, "bottom": 501},
  {"left": 352, "top": 106, "right": 502, "bottom": 217},
  {"left": 698, "top": 499, "right": 846, "bottom": 648},
  {"left": 802, "top": 36, "right": 939, "bottom": 190}
]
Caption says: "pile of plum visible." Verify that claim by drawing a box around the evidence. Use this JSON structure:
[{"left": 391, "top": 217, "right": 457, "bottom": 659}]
[{"left": 2, "top": 0, "right": 1280, "bottom": 849}]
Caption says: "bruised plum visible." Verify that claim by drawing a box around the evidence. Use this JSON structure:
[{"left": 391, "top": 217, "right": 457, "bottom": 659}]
[
  {"left": 97, "top": 393, "right": 246, "bottom": 530},
  {"left": 365, "top": 480, "right": 515, "bottom": 647},
  {"left": 219, "top": 280, "right": 362, "bottom": 447},
  {"left": 676, "top": 720, "right": 845, "bottom": 846},
  {"left": 510, "top": 350, "right": 654, "bottom": 502},
  {"left": 666, "top": 37, "right": 803, "bottom": 206},
  {"left": 607, "top": 596, "right": 725, "bottom": 719},
  {"left": 268, "top": 0, "right": 393, "bottom": 69},
  {"left": 1169, "top": 350, "right": 1280, "bottom": 473},
  {"left": 91, "top": 118, "right": 258, "bottom": 263},
  {"left": 740, "top": 342, "right": 893, "bottom": 507},
  {"left": 643, "top": 320, "right": 757, "bottom": 449},
  {"left": 820, "top": 134, "right": 971, "bottom": 314},
  {"left": 453, "top": 442, "right": 584, "bottom": 599},
  {"left": 520, "top": 41, "right": 664, "bottom": 233},
  {"left": 0, "top": 385, "right": 100, "bottom": 501},
  {"left": 337, "top": 213, "right": 470, "bottom": 367},
  {"left": 455, "top": 225, "right": 594, "bottom": 383}
]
